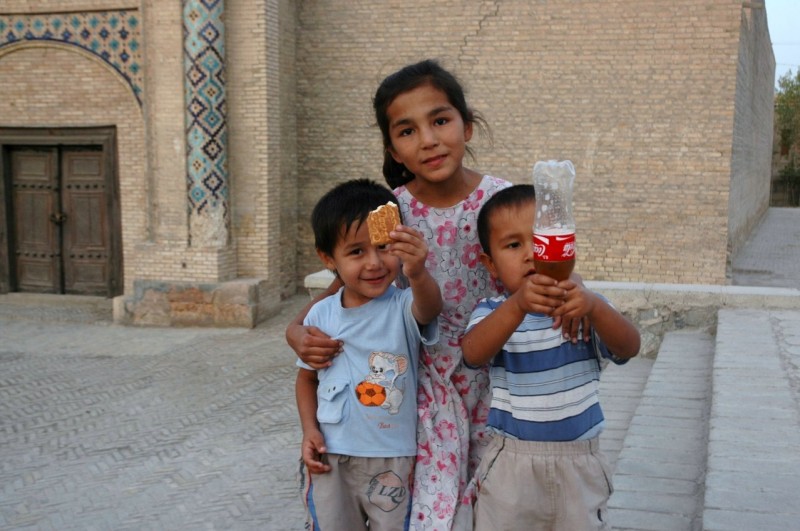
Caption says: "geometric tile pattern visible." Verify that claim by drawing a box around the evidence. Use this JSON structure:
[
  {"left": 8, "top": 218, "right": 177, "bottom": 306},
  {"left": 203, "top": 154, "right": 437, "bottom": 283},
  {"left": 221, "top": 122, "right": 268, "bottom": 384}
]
[
  {"left": 0, "top": 10, "right": 143, "bottom": 105},
  {"left": 183, "top": 0, "right": 228, "bottom": 218}
]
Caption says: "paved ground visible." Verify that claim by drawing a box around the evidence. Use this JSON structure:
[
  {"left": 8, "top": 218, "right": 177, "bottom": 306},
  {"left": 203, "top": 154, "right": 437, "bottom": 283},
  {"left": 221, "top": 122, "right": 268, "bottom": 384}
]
[
  {"left": 0, "top": 299, "right": 306, "bottom": 530},
  {"left": 1, "top": 207, "right": 798, "bottom": 530},
  {"left": 731, "top": 207, "right": 800, "bottom": 287}
]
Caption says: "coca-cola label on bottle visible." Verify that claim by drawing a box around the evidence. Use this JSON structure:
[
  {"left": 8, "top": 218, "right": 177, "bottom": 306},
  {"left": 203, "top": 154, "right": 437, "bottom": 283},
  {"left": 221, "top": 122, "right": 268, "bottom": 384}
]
[{"left": 533, "top": 233, "right": 576, "bottom": 262}]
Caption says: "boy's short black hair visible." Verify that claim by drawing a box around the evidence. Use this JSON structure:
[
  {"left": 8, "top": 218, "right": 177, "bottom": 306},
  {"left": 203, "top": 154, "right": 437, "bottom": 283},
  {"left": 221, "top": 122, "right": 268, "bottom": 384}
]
[
  {"left": 477, "top": 184, "right": 536, "bottom": 256},
  {"left": 312, "top": 178, "right": 400, "bottom": 255}
]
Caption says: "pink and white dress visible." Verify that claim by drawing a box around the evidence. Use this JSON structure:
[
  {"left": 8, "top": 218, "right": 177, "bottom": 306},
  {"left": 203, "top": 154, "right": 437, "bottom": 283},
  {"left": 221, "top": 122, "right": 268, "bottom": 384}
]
[{"left": 394, "top": 175, "right": 511, "bottom": 530}]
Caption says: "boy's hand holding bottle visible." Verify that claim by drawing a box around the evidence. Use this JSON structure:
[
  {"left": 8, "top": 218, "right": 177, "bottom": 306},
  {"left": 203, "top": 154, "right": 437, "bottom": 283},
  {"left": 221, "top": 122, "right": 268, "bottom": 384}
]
[
  {"left": 509, "top": 273, "right": 567, "bottom": 318},
  {"left": 509, "top": 269, "right": 591, "bottom": 343},
  {"left": 553, "top": 275, "right": 595, "bottom": 343}
]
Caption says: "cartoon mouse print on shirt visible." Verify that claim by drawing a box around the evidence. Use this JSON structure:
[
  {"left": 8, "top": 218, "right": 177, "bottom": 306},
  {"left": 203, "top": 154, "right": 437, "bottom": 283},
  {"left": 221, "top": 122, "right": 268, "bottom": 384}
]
[{"left": 355, "top": 351, "right": 408, "bottom": 414}]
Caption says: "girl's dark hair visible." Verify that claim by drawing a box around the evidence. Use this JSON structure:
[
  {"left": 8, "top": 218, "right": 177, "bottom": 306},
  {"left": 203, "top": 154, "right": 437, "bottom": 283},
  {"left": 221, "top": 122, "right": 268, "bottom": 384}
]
[
  {"left": 312, "top": 178, "right": 399, "bottom": 256},
  {"left": 477, "top": 184, "right": 536, "bottom": 256},
  {"left": 373, "top": 59, "right": 487, "bottom": 189}
]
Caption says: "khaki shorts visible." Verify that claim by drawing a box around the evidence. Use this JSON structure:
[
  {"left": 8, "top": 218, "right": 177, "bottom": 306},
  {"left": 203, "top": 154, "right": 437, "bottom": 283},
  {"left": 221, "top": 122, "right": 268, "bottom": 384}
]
[
  {"left": 299, "top": 454, "right": 414, "bottom": 531},
  {"left": 472, "top": 435, "right": 613, "bottom": 531}
]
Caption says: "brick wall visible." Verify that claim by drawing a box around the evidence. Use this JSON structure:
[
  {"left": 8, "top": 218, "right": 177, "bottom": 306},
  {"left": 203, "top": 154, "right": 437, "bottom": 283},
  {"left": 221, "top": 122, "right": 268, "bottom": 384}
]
[
  {"left": 0, "top": 44, "right": 146, "bottom": 293},
  {"left": 227, "top": 0, "right": 299, "bottom": 301},
  {"left": 0, "top": 1, "right": 297, "bottom": 324},
  {"left": 728, "top": 7, "right": 775, "bottom": 257},
  {"left": 294, "top": 0, "right": 775, "bottom": 286},
  {"left": 227, "top": 0, "right": 271, "bottom": 282},
  {"left": 0, "top": 0, "right": 776, "bottom": 320}
]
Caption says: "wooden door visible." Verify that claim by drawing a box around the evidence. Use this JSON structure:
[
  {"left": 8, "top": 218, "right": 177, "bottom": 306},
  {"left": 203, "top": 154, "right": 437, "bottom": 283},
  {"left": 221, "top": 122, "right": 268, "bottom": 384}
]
[
  {"left": 61, "top": 148, "right": 111, "bottom": 295},
  {"left": 8, "top": 146, "right": 114, "bottom": 296},
  {"left": 10, "top": 148, "right": 61, "bottom": 293}
]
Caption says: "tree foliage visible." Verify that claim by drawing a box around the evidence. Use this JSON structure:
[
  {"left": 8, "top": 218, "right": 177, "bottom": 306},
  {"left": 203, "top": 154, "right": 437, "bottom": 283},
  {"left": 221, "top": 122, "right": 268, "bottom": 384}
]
[
  {"left": 775, "top": 69, "right": 800, "bottom": 154},
  {"left": 778, "top": 156, "right": 800, "bottom": 206}
]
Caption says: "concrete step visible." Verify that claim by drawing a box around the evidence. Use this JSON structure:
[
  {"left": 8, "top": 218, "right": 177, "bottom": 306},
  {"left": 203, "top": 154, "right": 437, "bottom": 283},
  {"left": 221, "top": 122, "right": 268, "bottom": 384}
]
[
  {"left": 599, "top": 356, "right": 655, "bottom": 470},
  {"left": 702, "top": 309, "right": 800, "bottom": 531},
  {"left": 607, "top": 329, "right": 715, "bottom": 531}
]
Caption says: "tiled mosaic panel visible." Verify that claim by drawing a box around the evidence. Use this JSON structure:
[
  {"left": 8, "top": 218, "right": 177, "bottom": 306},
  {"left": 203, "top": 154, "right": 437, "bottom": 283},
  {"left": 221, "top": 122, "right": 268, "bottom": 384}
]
[
  {"left": 0, "top": 10, "right": 143, "bottom": 105},
  {"left": 184, "top": 0, "right": 228, "bottom": 216}
]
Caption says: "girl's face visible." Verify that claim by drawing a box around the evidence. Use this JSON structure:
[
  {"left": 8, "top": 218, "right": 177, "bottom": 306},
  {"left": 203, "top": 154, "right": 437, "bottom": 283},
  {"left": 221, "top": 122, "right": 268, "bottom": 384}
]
[{"left": 385, "top": 83, "right": 473, "bottom": 186}]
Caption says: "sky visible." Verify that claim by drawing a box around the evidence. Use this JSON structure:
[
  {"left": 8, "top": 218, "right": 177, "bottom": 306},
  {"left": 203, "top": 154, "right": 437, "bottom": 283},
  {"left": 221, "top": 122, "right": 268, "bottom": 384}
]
[{"left": 765, "top": 0, "right": 800, "bottom": 88}]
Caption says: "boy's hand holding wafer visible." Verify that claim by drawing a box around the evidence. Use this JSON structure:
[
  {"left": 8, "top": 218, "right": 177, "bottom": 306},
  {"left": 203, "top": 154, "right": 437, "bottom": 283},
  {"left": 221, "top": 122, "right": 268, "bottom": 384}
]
[
  {"left": 367, "top": 202, "right": 440, "bottom": 325},
  {"left": 367, "top": 202, "right": 428, "bottom": 279},
  {"left": 388, "top": 225, "right": 428, "bottom": 280},
  {"left": 367, "top": 202, "right": 401, "bottom": 246}
]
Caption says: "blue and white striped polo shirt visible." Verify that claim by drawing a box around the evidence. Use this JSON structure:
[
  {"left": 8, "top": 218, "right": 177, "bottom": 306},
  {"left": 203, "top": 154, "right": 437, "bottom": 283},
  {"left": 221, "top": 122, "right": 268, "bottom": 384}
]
[{"left": 466, "top": 294, "right": 625, "bottom": 442}]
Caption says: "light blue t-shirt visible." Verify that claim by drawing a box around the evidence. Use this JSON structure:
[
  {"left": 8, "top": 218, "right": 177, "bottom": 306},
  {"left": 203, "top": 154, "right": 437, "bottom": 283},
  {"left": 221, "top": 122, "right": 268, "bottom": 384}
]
[{"left": 298, "top": 285, "right": 438, "bottom": 457}]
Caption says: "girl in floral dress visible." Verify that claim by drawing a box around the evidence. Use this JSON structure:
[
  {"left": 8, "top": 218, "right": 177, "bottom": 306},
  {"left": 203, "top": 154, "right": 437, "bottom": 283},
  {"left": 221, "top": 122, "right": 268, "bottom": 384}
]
[
  {"left": 288, "top": 59, "right": 511, "bottom": 530},
  {"left": 373, "top": 59, "right": 511, "bottom": 530},
  {"left": 391, "top": 177, "right": 508, "bottom": 530}
]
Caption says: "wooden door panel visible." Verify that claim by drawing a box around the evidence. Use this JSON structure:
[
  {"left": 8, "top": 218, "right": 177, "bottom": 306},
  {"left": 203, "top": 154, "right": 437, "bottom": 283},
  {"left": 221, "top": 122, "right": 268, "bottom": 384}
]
[
  {"left": 68, "top": 193, "right": 106, "bottom": 247},
  {"left": 11, "top": 149, "right": 60, "bottom": 293},
  {"left": 61, "top": 149, "right": 109, "bottom": 295},
  {"left": 16, "top": 191, "right": 53, "bottom": 246}
]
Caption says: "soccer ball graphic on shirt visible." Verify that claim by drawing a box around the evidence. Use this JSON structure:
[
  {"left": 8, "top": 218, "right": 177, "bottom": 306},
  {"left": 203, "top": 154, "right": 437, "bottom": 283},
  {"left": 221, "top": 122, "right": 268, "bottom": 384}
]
[
  {"left": 355, "top": 381, "right": 386, "bottom": 406},
  {"left": 355, "top": 351, "right": 408, "bottom": 413}
]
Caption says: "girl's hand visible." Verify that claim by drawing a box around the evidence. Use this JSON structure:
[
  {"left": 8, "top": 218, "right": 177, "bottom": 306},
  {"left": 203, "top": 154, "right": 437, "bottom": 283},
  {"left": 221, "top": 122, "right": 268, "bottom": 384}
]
[
  {"left": 511, "top": 274, "right": 567, "bottom": 316},
  {"left": 301, "top": 429, "right": 331, "bottom": 474},
  {"left": 388, "top": 225, "right": 429, "bottom": 280},
  {"left": 286, "top": 322, "right": 343, "bottom": 369}
]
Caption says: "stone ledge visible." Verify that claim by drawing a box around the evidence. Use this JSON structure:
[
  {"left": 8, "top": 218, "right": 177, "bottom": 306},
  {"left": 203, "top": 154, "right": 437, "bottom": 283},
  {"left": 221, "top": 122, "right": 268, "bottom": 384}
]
[
  {"left": 302, "top": 269, "right": 800, "bottom": 358},
  {"left": 585, "top": 281, "right": 799, "bottom": 358},
  {"left": 303, "top": 269, "right": 335, "bottom": 298},
  {"left": 114, "top": 278, "right": 279, "bottom": 328}
]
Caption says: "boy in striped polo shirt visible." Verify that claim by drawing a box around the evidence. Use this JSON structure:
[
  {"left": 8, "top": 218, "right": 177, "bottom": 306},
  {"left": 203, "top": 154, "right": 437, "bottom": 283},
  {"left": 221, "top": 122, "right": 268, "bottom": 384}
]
[{"left": 462, "top": 184, "right": 640, "bottom": 530}]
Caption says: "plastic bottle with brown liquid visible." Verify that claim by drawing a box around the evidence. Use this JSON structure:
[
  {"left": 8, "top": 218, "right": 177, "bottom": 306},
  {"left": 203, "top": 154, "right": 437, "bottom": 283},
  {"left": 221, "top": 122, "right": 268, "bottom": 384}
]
[{"left": 532, "top": 160, "right": 576, "bottom": 282}]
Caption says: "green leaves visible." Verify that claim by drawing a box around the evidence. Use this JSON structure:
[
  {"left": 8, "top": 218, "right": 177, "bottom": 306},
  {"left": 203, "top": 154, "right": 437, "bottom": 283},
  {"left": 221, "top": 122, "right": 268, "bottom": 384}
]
[
  {"left": 778, "top": 156, "right": 800, "bottom": 206},
  {"left": 776, "top": 70, "right": 800, "bottom": 156}
]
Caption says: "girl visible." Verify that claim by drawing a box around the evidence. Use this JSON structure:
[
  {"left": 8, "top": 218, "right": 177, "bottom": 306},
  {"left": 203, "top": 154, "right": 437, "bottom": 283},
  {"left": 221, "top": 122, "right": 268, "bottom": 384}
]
[
  {"left": 288, "top": 59, "right": 511, "bottom": 530},
  {"left": 373, "top": 59, "right": 510, "bottom": 530}
]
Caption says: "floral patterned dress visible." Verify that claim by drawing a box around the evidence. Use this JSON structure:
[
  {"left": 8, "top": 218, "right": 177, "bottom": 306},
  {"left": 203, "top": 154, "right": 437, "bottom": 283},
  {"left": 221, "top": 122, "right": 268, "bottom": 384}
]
[{"left": 394, "top": 175, "right": 511, "bottom": 530}]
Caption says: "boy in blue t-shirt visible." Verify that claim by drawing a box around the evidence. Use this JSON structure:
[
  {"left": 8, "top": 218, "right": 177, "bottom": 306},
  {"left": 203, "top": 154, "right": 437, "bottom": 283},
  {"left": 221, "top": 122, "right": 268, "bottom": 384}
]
[
  {"left": 295, "top": 179, "right": 442, "bottom": 530},
  {"left": 461, "top": 184, "right": 640, "bottom": 530}
]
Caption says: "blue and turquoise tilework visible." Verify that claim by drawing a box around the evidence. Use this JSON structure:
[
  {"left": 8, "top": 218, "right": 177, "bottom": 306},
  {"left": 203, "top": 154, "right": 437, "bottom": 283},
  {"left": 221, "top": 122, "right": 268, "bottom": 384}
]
[
  {"left": 183, "top": 0, "right": 228, "bottom": 218},
  {"left": 0, "top": 10, "right": 143, "bottom": 105}
]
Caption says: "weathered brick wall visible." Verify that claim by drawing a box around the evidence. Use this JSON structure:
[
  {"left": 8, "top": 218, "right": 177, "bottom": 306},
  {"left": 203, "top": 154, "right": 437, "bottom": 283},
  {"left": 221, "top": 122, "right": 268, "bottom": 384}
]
[
  {"left": 728, "top": 7, "right": 774, "bottom": 257},
  {"left": 128, "top": 0, "right": 296, "bottom": 320},
  {"left": 1, "top": 0, "right": 776, "bottom": 316},
  {"left": 294, "top": 0, "right": 774, "bottom": 286},
  {"left": 276, "top": 0, "right": 300, "bottom": 299},
  {"left": 0, "top": 1, "right": 239, "bottom": 292},
  {"left": 0, "top": 0, "right": 297, "bottom": 322},
  {"left": 227, "top": 0, "right": 299, "bottom": 302},
  {"left": 0, "top": 44, "right": 146, "bottom": 293}
]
